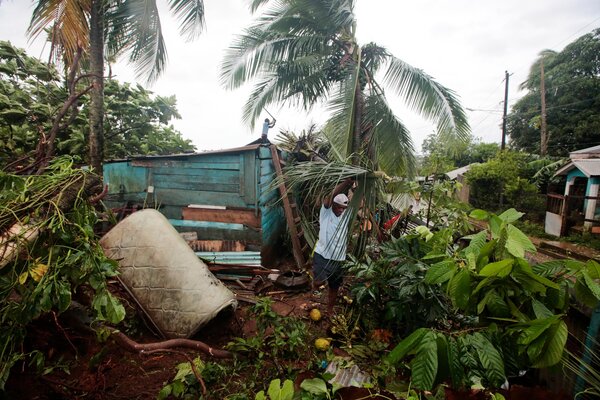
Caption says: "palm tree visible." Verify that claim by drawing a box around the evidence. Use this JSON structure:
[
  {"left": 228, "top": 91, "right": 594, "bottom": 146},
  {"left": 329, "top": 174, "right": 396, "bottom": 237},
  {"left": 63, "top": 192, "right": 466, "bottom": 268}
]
[
  {"left": 26, "top": 0, "right": 206, "bottom": 173},
  {"left": 519, "top": 49, "right": 557, "bottom": 156},
  {"left": 221, "top": 0, "right": 470, "bottom": 177}
]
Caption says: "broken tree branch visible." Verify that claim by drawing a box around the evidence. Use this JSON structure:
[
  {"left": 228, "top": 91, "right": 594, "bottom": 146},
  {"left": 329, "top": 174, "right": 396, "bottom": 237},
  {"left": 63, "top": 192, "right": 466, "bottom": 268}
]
[{"left": 109, "top": 329, "right": 233, "bottom": 359}]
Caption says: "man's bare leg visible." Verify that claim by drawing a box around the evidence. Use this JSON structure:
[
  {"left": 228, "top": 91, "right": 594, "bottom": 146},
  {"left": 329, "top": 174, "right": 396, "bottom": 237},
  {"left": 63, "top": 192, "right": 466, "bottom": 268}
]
[{"left": 327, "top": 287, "right": 338, "bottom": 315}]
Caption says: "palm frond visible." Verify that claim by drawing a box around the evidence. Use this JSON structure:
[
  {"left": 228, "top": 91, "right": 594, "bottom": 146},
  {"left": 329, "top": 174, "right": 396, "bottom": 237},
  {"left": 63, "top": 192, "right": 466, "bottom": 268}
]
[
  {"left": 107, "top": 0, "right": 167, "bottom": 83},
  {"left": 221, "top": 27, "right": 332, "bottom": 90},
  {"left": 272, "top": 159, "right": 382, "bottom": 254},
  {"left": 240, "top": 55, "right": 336, "bottom": 128},
  {"left": 167, "top": 0, "right": 205, "bottom": 41},
  {"left": 221, "top": 0, "right": 354, "bottom": 90},
  {"left": 362, "top": 92, "right": 416, "bottom": 177},
  {"left": 28, "top": 0, "right": 90, "bottom": 66},
  {"left": 322, "top": 64, "right": 360, "bottom": 160},
  {"left": 383, "top": 55, "right": 470, "bottom": 142},
  {"left": 249, "top": 0, "right": 271, "bottom": 13}
]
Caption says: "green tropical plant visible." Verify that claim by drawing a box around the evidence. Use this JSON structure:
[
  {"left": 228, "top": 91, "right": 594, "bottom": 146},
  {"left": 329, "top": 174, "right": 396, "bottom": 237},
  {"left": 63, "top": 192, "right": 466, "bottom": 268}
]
[
  {"left": 226, "top": 297, "right": 308, "bottom": 362},
  {"left": 255, "top": 379, "right": 295, "bottom": 400},
  {"left": 24, "top": 0, "right": 206, "bottom": 171},
  {"left": 221, "top": 0, "right": 469, "bottom": 177},
  {"left": 158, "top": 356, "right": 207, "bottom": 399},
  {"left": 0, "top": 156, "right": 125, "bottom": 389},
  {"left": 0, "top": 41, "right": 194, "bottom": 169},
  {"left": 385, "top": 208, "right": 600, "bottom": 391}
]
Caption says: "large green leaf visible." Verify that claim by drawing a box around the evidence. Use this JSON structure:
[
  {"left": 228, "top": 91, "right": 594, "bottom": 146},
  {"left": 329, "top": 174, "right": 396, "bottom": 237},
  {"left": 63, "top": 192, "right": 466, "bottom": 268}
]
[
  {"left": 533, "top": 320, "right": 567, "bottom": 368},
  {"left": 504, "top": 225, "right": 536, "bottom": 258},
  {"left": 449, "top": 268, "right": 471, "bottom": 310},
  {"left": 574, "top": 279, "right": 600, "bottom": 308},
  {"left": 513, "top": 260, "right": 559, "bottom": 290},
  {"left": 479, "top": 259, "right": 513, "bottom": 278},
  {"left": 586, "top": 260, "right": 600, "bottom": 279},
  {"left": 411, "top": 331, "right": 438, "bottom": 390},
  {"left": 267, "top": 379, "right": 295, "bottom": 400},
  {"left": 582, "top": 270, "right": 600, "bottom": 302},
  {"left": 478, "top": 290, "right": 510, "bottom": 317},
  {"left": 498, "top": 208, "right": 524, "bottom": 224},
  {"left": 473, "top": 333, "right": 505, "bottom": 387},
  {"left": 300, "top": 378, "right": 329, "bottom": 396},
  {"left": 489, "top": 215, "right": 503, "bottom": 239},
  {"left": 425, "top": 260, "right": 456, "bottom": 284},
  {"left": 517, "top": 316, "right": 558, "bottom": 346},
  {"left": 469, "top": 209, "right": 488, "bottom": 220},
  {"left": 446, "top": 338, "right": 463, "bottom": 389},
  {"left": 433, "top": 334, "right": 450, "bottom": 388},
  {"left": 386, "top": 328, "right": 428, "bottom": 364},
  {"left": 531, "top": 299, "right": 553, "bottom": 319}
]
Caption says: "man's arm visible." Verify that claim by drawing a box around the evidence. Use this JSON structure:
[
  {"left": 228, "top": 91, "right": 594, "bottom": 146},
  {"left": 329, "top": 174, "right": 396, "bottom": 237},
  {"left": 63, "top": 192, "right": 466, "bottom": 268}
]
[
  {"left": 323, "top": 178, "right": 354, "bottom": 208},
  {"left": 269, "top": 118, "right": 276, "bottom": 128}
]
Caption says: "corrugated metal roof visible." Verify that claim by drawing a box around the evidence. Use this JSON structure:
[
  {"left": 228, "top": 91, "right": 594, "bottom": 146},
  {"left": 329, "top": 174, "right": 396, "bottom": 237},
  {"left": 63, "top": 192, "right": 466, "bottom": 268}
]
[
  {"left": 555, "top": 159, "right": 600, "bottom": 177},
  {"left": 570, "top": 144, "right": 600, "bottom": 155},
  {"left": 445, "top": 163, "right": 477, "bottom": 180},
  {"left": 105, "top": 144, "right": 265, "bottom": 163}
]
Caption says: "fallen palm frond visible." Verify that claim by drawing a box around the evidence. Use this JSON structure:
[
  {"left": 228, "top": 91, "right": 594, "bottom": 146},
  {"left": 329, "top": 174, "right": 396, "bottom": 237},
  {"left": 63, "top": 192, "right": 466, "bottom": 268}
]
[
  {"left": 269, "top": 160, "right": 386, "bottom": 255},
  {"left": 563, "top": 333, "right": 600, "bottom": 399},
  {"left": 0, "top": 156, "right": 124, "bottom": 390},
  {"left": 0, "top": 157, "right": 100, "bottom": 268},
  {"left": 274, "top": 124, "right": 329, "bottom": 162}
]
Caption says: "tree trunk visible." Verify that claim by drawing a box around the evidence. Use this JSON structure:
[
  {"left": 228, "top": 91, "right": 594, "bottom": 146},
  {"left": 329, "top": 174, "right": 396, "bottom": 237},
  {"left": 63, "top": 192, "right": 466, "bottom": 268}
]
[
  {"left": 89, "top": 0, "right": 104, "bottom": 175},
  {"left": 540, "top": 61, "right": 548, "bottom": 156},
  {"left": 352, "top": 85, "right": 364, "bottom": 163}
]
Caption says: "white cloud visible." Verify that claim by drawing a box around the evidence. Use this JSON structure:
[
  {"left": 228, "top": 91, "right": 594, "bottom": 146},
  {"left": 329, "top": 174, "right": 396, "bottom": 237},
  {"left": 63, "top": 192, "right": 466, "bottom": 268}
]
[{"left": 1, "top": 0, "right": 599, "bottom": 153}]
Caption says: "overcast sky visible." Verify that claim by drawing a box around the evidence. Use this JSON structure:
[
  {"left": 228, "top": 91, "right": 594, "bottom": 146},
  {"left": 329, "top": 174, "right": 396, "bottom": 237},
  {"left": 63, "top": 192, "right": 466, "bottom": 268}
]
[{"left": 1, "top": 0, "right": 599, "bottom": 153}]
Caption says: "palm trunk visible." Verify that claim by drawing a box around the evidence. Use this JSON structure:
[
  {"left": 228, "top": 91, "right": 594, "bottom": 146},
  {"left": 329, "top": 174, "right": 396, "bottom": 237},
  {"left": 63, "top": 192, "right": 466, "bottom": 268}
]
[
  {"left": 89, "top": 0, "right": 104, "bottom": 174},
  {"left": 351, "top": 85, "right": 364, "bottom": 163}
]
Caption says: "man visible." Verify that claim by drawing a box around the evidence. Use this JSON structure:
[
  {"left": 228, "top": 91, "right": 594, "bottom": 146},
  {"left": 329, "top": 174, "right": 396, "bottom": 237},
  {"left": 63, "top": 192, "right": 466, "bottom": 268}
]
[
  {"left": 313, "top": 178, "right": 354, "bottom": 314},
  {"left": 261, "top": 118, "right": 276, "bottom": 142}
]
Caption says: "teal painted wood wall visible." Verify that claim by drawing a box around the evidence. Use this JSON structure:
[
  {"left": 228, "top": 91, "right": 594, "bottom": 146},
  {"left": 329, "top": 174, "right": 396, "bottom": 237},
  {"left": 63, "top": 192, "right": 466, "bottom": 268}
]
[{"left": 103, "top": 145, "right": 285, "bottom": 251}]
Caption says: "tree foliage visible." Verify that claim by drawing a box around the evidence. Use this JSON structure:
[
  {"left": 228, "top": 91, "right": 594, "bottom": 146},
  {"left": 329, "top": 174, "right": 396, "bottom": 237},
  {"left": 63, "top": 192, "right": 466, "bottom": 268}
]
[
  {"left": 0, "top": 157, "right": 125, "bottom": 389},
  {"left": 221, "top": 0, "right": 470, "bottom": 177},
  {"left": 383, "top": 209, "right": 600, "bottom": 391},
  {"left": 467, "top": 151, "right": 544, "bottom": 219},
  {"left": 0, "top": 41, "right": 194, "bottom": 168},
  {"left": 507, "top": 28, "right": 600, "bottom": 155}
]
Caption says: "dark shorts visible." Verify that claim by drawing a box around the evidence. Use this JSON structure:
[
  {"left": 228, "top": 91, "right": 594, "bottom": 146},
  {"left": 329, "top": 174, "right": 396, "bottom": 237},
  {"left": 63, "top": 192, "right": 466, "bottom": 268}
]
[{"left": 313, "top": 252, "right": 344, "bottom": 289}]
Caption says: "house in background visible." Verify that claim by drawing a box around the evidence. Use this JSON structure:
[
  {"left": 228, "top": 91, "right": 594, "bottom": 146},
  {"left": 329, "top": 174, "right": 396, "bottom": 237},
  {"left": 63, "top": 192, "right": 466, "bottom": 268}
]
[
  {"left": 102, "top": 143, "right": 287, "bottom": 265},
  {"left": 444, "top": 163, "right": 478, "bottom": 204},
  {"left": 545, "top": 145, "right": 600, "bottom": 237}
]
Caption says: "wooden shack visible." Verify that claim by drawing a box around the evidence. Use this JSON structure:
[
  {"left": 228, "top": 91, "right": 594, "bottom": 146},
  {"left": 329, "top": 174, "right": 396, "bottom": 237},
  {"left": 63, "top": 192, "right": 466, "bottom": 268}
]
[
  {"left": 545, "top": 145, "right": 600, "bottom": 236},
  {"left": 102, "top": 144, "right": 286, "bottom": 265}
]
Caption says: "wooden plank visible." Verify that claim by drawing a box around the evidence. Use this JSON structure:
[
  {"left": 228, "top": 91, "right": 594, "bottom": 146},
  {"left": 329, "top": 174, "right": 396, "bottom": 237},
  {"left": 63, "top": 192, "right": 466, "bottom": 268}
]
[
  {"left": 270, "top": 145, "right": 306, "bottom": 269},
  {"left": 154, "top": 188, "right": 248, "bottom": 208},
  {"left": 132, "top": 159, "right": 241, "bottom": 170},
  {"left": 154, "top": 179, "right": 239, "bottom": 193},
  {"left": 242, "top": 152, "right": 257, "bottom": 203},
  {"left": 169, "top": 219, "right": 246, "bottom": 231},
  {"left": 151, "top": 168, "right": 240, "bottom": 180},
  {"left": 182, "top": 207, "right": 261, "bottom": 228}
]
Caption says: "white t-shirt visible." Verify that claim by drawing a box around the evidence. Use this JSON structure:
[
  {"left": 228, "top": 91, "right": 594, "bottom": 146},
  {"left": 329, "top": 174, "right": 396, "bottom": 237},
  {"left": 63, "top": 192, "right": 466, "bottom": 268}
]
[{"left": 314, "top": 205, "right": 349, "bottom": 261}]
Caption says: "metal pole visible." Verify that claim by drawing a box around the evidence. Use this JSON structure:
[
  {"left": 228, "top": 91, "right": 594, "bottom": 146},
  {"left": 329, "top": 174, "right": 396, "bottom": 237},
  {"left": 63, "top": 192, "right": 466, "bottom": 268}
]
[{"left": 501, "top": 70, "right": 509, "bottom": 150}]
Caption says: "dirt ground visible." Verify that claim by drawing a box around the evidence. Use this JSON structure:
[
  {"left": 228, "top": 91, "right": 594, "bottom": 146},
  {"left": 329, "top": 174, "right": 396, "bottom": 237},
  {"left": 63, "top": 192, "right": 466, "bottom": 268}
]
[
  {"left": 3, "top": 235, "right": 590, "bottom": 400},
  {"left": 3, "top": 279, "right": 332, "bottom": 400}
]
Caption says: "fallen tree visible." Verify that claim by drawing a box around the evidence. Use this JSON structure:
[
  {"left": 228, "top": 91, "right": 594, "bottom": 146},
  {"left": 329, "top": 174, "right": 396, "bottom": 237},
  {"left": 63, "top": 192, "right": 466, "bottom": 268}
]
[{"left": 0, "top": 157, "right": 121, "bottom": 389}]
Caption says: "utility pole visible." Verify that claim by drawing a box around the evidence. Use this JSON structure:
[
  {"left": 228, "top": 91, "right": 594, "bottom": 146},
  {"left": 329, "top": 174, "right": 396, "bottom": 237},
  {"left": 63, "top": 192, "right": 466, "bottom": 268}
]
[
  {"left": 501, "top": 70, "right": 509, "bottom": 150},
  {"left": 540, "top": 61, "right": 548, "bottom": 156}
]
